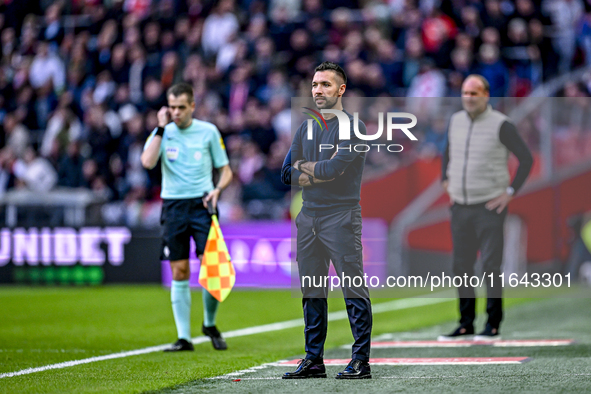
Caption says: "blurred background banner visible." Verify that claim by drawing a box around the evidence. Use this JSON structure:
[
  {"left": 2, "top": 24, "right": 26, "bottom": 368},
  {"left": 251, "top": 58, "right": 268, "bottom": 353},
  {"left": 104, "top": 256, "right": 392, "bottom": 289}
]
[
  {"left": 161, "top": 218, "right": 387, "bottom": 288},
  {"left": 0, "top": 220, "right": 387, "bottom": 287},
  {"left": 0, "top": 226, "right": 158, "bottom": 284}
]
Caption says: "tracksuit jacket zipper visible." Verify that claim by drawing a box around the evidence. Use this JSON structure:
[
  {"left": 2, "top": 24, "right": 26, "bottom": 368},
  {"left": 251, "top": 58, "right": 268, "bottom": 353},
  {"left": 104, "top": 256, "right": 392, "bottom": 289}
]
[{"left": 462, "top": 119, "right": 475, "bottom": 204}]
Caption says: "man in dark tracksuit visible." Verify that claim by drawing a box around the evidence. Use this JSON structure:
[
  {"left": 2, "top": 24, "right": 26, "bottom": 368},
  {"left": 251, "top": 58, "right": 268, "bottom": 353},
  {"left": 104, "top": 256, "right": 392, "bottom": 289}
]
[
  {"left": 280, "top": 62, "right": 373, "bottom": 379},
  {"left": 439, "top": 75, "right": 533, "bottom": 341}
]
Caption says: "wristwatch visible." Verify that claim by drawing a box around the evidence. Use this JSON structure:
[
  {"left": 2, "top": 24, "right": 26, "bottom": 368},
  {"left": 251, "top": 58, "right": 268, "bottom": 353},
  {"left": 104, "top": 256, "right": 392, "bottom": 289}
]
[
  {"left": 296, "top": 160, "right": 307, "bottom": 171},
  {"left": 308, "top": 175, "right": 315, "bottom": 185},
  {"left": 506, "top": 186, "right": 515, "bottom": 196}
]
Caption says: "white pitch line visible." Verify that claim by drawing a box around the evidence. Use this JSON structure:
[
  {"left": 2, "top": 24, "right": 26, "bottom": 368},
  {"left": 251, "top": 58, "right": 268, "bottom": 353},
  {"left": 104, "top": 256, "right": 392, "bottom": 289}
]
[
  {"left": 381, "top": 376, "right": 468, "bottom": 379},
  {"left": 1, "top": 294, "right": 451, "bottom": 379},
  {"left": 232, "top": 373, "right": 591, "bottom": 381},
  {"left": 208, "top": 295, "right": 453, "bottom": 380},
  {"left": 231, "top": 376, "right": 467, "bottom": 380},
  {"left": 272, "top": 360, "right": 530, "bottom": 366}
]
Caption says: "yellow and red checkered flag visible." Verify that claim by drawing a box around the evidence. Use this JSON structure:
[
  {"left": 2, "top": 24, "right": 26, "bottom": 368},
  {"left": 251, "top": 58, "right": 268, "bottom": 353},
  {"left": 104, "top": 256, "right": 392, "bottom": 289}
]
[{"left": 198, "top": 215, "right": 235, "bottom": 302}]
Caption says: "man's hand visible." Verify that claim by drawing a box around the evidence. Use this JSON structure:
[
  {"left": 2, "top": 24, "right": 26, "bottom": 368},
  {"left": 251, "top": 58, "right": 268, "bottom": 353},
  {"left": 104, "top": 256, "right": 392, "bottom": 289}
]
[
  {"left": 298, "top": 173, "right": 333, "bottom": 186},
  {"left": 204, "top": 188, "right": 221, "bottom": 210},
  {"left": 441, "top": 180, "right": 453, "bottom": 205},
  {"left": 485, "top": 192, "right": 512, "bottom": 213},
  {"left": 294, "top": 160, "right": 314, "bottom": 177},
  {"left": 295, "top": 151, "right": 342, "bottom": 177},
  {"left": 157, "top": 106, "right": 170, "bottom": 128}
]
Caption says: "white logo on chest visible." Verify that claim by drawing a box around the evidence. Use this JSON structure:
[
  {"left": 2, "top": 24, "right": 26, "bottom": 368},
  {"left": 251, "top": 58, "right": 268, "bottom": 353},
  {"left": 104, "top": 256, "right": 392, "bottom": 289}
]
[{"left": 194, "top": 151, "right": 202, "bottom": 161}]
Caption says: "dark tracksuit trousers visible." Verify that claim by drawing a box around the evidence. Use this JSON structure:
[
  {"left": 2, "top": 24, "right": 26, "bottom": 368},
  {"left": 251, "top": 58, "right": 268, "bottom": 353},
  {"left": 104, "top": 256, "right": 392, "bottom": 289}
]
[
  {"left": 296, "top": 206, "right": 372, "bottom": 362},
  {"left": 450, "top": 202, "right": 506, "bottom": 330}
]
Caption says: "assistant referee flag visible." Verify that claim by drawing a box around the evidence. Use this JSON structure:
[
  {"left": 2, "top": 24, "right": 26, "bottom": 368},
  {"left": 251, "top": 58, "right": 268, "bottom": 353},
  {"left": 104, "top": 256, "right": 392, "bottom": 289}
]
[{"left": 198, "top": 215, "right": 235, "bottom": 302}]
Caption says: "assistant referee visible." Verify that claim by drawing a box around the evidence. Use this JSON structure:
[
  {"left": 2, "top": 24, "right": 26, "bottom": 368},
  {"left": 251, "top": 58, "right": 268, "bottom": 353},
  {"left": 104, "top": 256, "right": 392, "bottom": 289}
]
[{"left": 141, "top": 83, "right": 233, "bottom": 352}]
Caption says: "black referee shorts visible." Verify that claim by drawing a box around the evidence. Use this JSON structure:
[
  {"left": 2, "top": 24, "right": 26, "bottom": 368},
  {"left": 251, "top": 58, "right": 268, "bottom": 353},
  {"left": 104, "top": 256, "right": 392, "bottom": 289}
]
[{"left": 160, "top": 197, "right": 212, "bottom": 261}]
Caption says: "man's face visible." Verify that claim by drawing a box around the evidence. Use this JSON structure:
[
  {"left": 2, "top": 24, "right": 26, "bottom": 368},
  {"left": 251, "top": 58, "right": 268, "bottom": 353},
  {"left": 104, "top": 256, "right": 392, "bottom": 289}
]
[
  {"left": 312, "top": 70, "right": 344, "bottom": 109},
  {"left": 168, "top": 93, "right": 195, "bottom": 128},
  {"left": 461, "top": 77, "right": 490, "bottom": 116}
]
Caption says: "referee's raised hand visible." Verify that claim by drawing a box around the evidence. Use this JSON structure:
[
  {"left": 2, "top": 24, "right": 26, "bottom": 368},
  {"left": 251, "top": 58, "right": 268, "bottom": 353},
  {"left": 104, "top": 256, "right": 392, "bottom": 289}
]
[{"left": 157, "top": 106, "right": 170, "bottom": 127}]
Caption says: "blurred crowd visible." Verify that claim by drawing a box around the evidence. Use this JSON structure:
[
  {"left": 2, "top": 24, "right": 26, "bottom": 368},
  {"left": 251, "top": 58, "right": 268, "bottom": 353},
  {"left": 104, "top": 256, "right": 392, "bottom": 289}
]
[{"left": 0, "top": 0, "right": 591, "bottom": 226}]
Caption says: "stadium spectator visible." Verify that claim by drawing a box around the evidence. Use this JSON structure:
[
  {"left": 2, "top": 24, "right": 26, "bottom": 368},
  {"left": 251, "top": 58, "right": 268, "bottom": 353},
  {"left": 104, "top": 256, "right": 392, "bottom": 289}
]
[
  {"left": 578, "top": 13, "right": 591, "bottom": 67},
  {"left": 29, "top": 40, "right": 65, "bottom": 91},
  {"left": 1, "top": 27, "right": 17, "bottom": 60},
  {"left": 128, "top": 44, "right": 146, "bottom": 104},
  {"left": 57, "top": 141, "right": 86, "bottom": 188},
  {"left": 109, "top": 44, "right": 130, "bottom": 85},
  {"left": 421, "top": 116, "right": 449, "bottom": 155},
  {"left": 407, "top": 58, "right": 447, "bottom": 98},
  {"left": 542, "top": 0, "right": 584, "bottom": 74},
  {"left": 482, "top": 0, "right": 507, "bottom": 32},
  {"left": 402, "top": 33, "right": 425, "bottom": 87},
  {"left": 529, "top": 19, "right": 558, "bottom": 80},
  {"left": 3, "top": 112, "right": 29, "bottom": 158},
  {"left": 14, "top": 146, "right": 58, "bottom": 192},
  {"left": 41, "top": 3, "right": 64, "bottom": 45},
  {"left": 476, "top": 44, "right": 509, "bottom": 97},
  {"left": 422, "top": 8, "right": 457, "bottom": 68},
  {"left": 450, "top": 47, "right": 473, "bottom": 78},
  {"left": 84, "top": 105, "right": 116, "bottom": 171},
  {"left": 0, "top": 147, "right": 17, "bottom": 197},
  {"left": 40, "top": 99, "right": 82, "bottom": 158},
  {"left": 503, "top": 18, "right": 537, "bottom": 94},
  {"left": 201, "top": 0, "right": 239, "bottom": 59}
]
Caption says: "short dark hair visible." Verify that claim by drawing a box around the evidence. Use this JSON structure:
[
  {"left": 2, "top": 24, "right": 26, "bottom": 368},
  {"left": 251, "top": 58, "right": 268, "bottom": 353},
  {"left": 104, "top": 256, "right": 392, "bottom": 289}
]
[
  {"left": 465, "top": 74, "right": 490, "bottom": 93},
  {"left": 167, "top": 82, "right": 194, "bottom": 103},
  {"left": 314, "top": 61, "right": 347, "bottom": 85}
]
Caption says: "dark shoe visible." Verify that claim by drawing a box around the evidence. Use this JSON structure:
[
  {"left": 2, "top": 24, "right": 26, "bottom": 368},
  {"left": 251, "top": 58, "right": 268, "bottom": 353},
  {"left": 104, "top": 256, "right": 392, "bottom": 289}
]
[
  {"left": 202, "top": 325, "right": 228, "bottom": 350},
  {"left": 163, "top": 338, "right": 194, "bottom": 352},
  {"left": 335, "top": 359, "right": 371, "bottom": 379},
  {"left": 437, "top": 325, "right": 475, "bottom": 341},
  {"left": 282, "top": 358, "right": 327, "bottom": 379},
  {"left": 474, "top": 325, "right": 500, "bottom": 341}
]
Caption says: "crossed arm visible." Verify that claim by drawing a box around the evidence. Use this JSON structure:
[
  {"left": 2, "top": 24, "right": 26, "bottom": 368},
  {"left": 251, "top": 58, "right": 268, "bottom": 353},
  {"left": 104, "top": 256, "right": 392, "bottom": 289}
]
[
  {"left": 297, "top": 171, "right": 332, "bottom": 186},
  {"left": 296, "top": 160, "right": 334, "bottom": 186},
  {"left": 281, "top": 149, "right": 334, "bottom": 187},
  {"left": 282, "top": 125, "right": 360, "bottom": 186},
  {"left": 293, "top": 160, "right": 316, "bottom": 178}
]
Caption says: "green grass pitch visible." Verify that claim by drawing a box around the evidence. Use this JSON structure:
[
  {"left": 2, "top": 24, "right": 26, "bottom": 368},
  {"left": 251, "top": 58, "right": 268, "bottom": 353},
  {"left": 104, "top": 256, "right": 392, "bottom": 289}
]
[{"left": 0, "top": 286, "right": 589, "bottom": 393}]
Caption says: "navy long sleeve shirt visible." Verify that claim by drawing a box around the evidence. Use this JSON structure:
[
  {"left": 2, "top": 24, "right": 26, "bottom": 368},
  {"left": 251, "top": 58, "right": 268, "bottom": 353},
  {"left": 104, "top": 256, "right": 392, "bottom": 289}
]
[{"left": 281, "top": 110, "right": 367, "bottom": 216}]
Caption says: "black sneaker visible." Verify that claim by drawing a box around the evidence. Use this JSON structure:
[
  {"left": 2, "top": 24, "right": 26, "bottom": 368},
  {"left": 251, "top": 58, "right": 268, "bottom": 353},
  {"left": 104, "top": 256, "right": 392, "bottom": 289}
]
[
  {"left": 282, "top": 359, "right": 327, "bottom": 379},
  {"left": 202, "top": 325, "right": 228, "bottom": 350},
  {"left": 474, "top": 325, "right": 501, "bottom": 341},
  {"left": 437, "top": 325, "right": 474, "bottom": 341},
  {"left": 163, "top": 338, "right": 194, "bottom": 352},
  {"left": 335, "top": 359, "right": 371, "bottom": 379}
]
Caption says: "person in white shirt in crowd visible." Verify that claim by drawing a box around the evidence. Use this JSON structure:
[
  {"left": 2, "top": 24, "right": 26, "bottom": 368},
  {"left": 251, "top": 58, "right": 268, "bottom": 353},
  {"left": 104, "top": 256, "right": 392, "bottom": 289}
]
[{"left": 29, "top": 41, "right": 65, "bottom": 92}]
